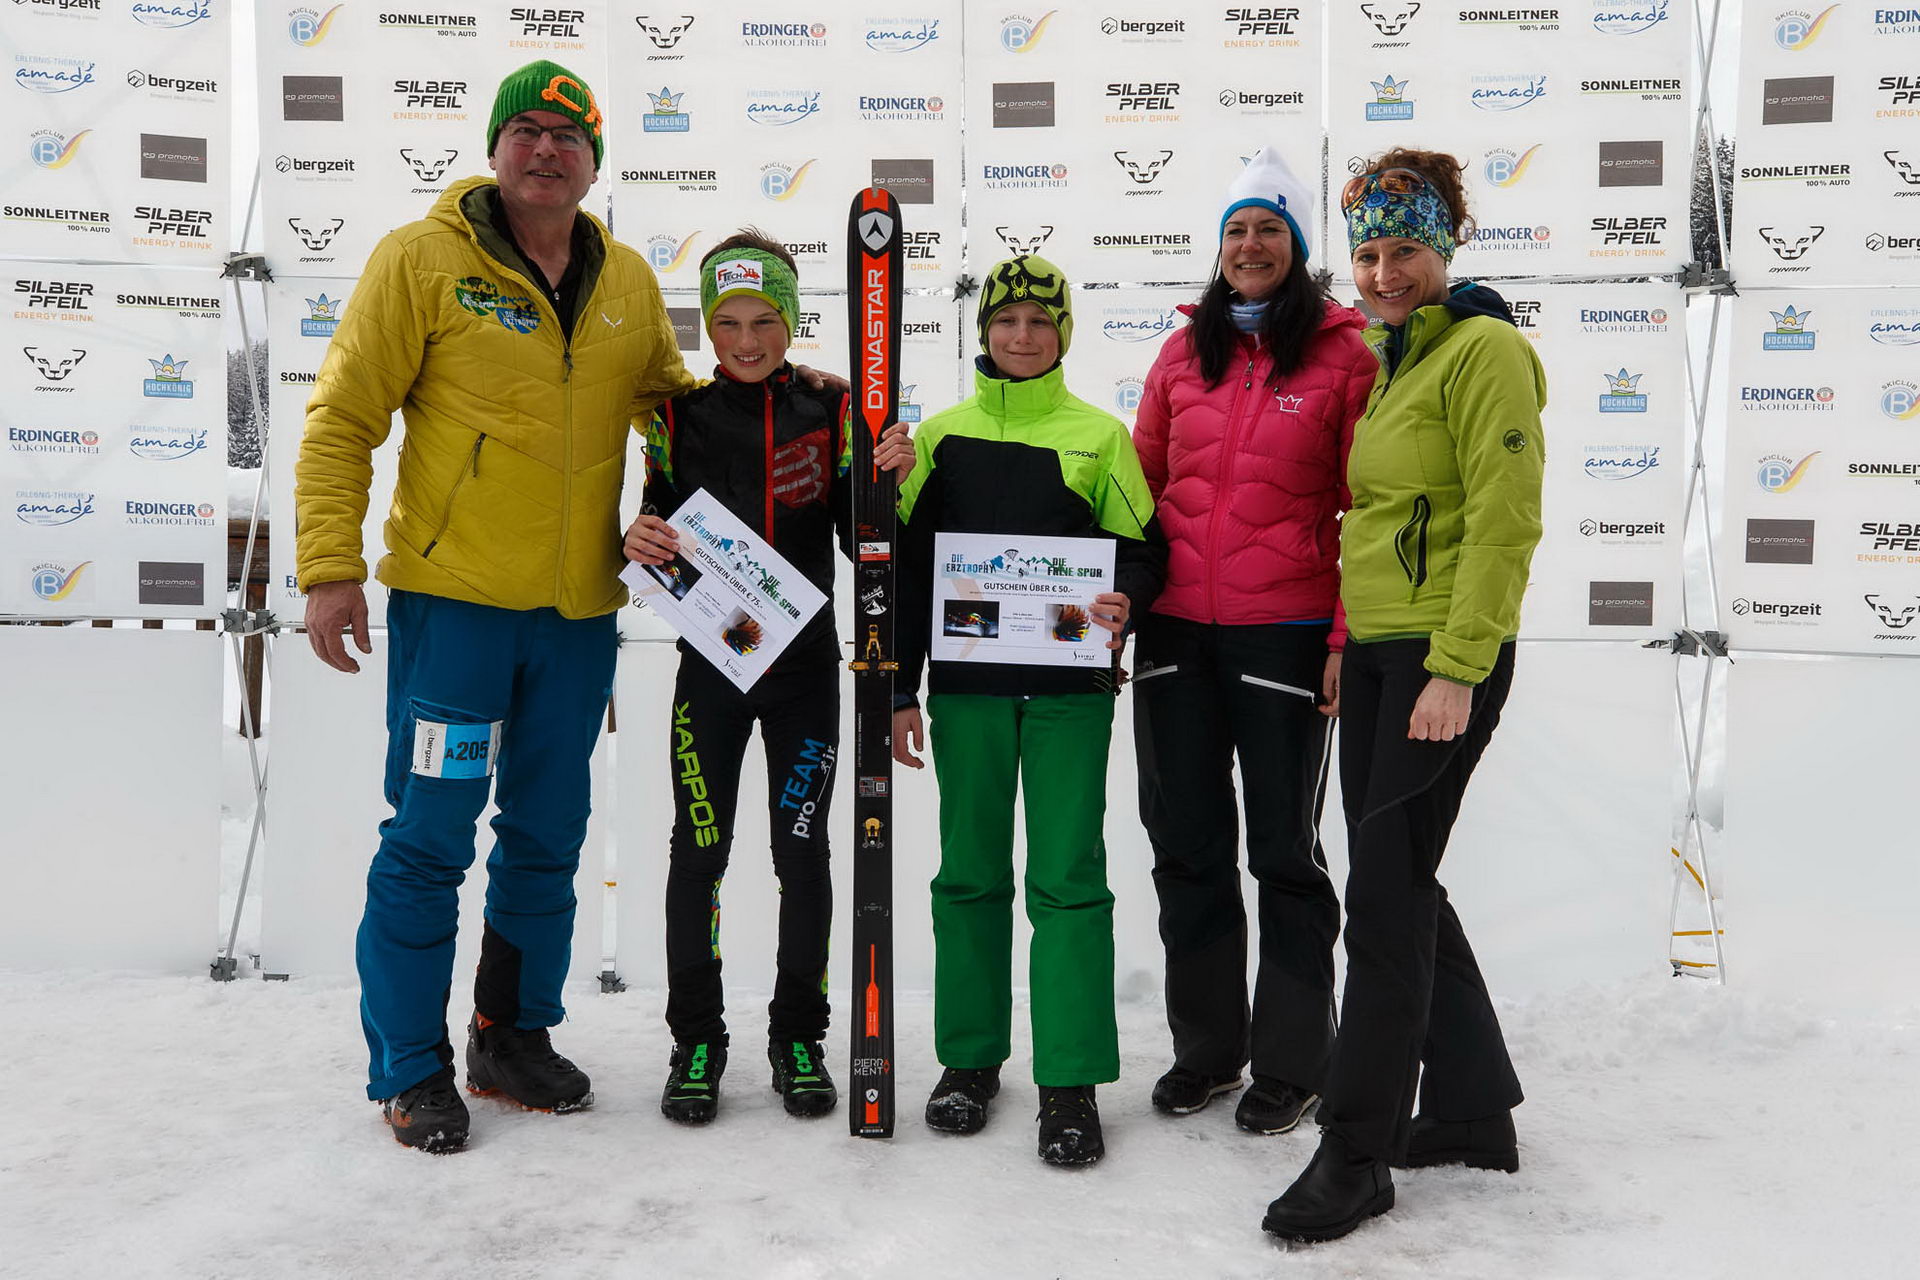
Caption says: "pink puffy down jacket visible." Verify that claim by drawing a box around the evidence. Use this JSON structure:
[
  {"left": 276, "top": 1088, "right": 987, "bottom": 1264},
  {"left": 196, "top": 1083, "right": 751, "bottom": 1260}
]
[{"left": 1132, "top": 299, "right": 1378, "bottom": 645}]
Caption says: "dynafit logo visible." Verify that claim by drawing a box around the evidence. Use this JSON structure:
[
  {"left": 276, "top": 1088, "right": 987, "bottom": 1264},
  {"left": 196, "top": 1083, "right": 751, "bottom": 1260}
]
[
  {"left": 646, "top": 232, "right": 700, "bottom": 272},
  {"left": 1113, "top": 149, "right": 1173, "bottom": 185},
  {"left": 635, "top": 14, "right": 695, "bottom": 48},
  {"left": 1757, "top": 452, "right": 1819, "bottom": 493},
  {"left": 999, "top": 11, "right": 1057, "bottom": 50},
  {"left": 1773, "top": 5, "right": 1840, "bottom": 48},
  {"left": 399, "top": 148, "right": 459, "bottom": 184},
  {"left": 995, "top": 225, "right": 1054, "bottom": 255},
  {"left": 759, "top": 159, "right": 815, "bottom": 201},
  {"left": 29, "top": 129, "right": 91, "bottom": 170},
  {"left": 1484, "top": 144, "right": 1542, "bottom": 187},
  {"left": 288, "top": 5, "right": 344, "bottom": 45},
  {"left": 1361, "top": 0, "right": 1422, "bottom": 35}
]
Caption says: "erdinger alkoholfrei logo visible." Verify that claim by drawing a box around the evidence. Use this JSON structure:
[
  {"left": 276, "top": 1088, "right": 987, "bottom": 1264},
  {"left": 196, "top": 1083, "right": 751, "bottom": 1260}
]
[
  {"left": 645, "top": 232, "right": 700, "bottom": 272},
  {"left": 1757, "top": 224, "right": 1823, "bottom": 260},
  {"left": 995, "top": 225, "right": 1054, "bottom": 255},
  {"left": 1113, "top": 149, "right": 1173, "bottom": 186},
  {"left": 1484, "top": 144, "right": 1542, "bottom": 187},
  {"left": 758, "top": 159, "right": 815, "bottom": 201},
  {"left": 1367, "top": 75, "right": 1413, "bottom": 120},
  {"left": 1773, "top": 4, "right": 1840, "bottom": 48},
  {"left": 143, "top": 353, "right": 193, "bottom": 398},
  {"left": 999, "top": 11, "right": 1057, "bottom": 51},
  {"left": 289, "top": 217, "right": 343, "bottom": 251},
  {"left": 13, "top": 56, "right": 99, "bottom": 95},
  {"left": 1361, "top": 0, "right": 1422, "bottom": 37},
  {"left": 30, "top": 129, "right": 91, "bottom": 170},
  {"left": 302, "top": 293, "right": 342, "bottom": 337},
  {"left": 1882, "top": 381, "right": 1920, "bottom": 421},
  {"left": 1765, "top": 304, "right": 1816, "bottom": 350},
  {"left": 23, "top": 347, "right": 86, "bottom": 386},
  {"left": 636, "top": 14, "right": 695, "bottom": 48},
  {"left": 1598, "top": 368, "right": 1648, "bottom": 412},
  {"left": 644, "top": 87, "right": 690, "bottom": 132},
  {"left": 865, "top": 17, "right": 939, "bottom": 50},
  {"left": 1469, "top": 74, "right": 1547, "bottom": 112},
  {"left": 133, "top": 2, "right": 213, "bottom": 28},
  {"left": 288, "top": 5, "right": 344, "bottom": 45},
  {"left": 1591, "top": 0, "right": 1672, "bottom": 32},
  {"left": 1757, "top": 452, "right": 1818, "bottom": 493},
  {"left": 399, "top": 148, "right": 459, "bottom": 184}
]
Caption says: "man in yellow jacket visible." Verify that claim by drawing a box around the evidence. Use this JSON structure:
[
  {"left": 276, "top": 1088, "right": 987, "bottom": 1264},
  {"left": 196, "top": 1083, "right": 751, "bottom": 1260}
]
[{"left": 296, "top": 60, "right": 695, "bottom": 1153}]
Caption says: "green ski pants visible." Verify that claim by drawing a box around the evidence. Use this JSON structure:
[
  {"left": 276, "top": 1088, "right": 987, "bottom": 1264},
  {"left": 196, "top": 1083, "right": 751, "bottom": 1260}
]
[{"left": 926, "top": 692, "right": 1120, "bottom": 1086}]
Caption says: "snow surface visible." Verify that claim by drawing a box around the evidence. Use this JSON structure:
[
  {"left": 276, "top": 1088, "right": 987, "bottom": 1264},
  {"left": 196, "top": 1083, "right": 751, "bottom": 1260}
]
[{"left": 3, "top": 973, "right": 1915, "bottom": 1279}]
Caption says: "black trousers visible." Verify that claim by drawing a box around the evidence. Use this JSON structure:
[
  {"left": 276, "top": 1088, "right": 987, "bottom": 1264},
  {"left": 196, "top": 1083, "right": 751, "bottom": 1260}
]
[
  {"left": 663, "top": 649, "right": 837, "bottom": 1044},
  {"left": 1132, "top": 615, "right": 1339, "bottom": 1090},
  {"left": 1321, "top": 638, "right": 1524, "bottom": 1163}
]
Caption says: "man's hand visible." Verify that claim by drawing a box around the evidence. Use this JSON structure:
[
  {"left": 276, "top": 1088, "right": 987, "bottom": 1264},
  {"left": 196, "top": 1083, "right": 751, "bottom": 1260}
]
[
  {"left": 892, "top": 706, "right": 926, "bottom": 769},
  {"left": 1089, "top": 591, "right": 1131, "bottom": 651},
  {"left": 1408, "top": 676, "right": 1472, "bottom": 741},
  {"left": 795, "top": 363, "right": 851, "bottom": 395},
  {"left": 1320, "top": 652, "right": 1342, "bottom": 718},
  {"left": 305, "top": 580, "right": 371, "bottom": 674},
  {"left": 875, "top": 421, "right": 915, "bottom": 478},
  {"left": 623, "top": 512, "right": 680, "bottom": 565}
]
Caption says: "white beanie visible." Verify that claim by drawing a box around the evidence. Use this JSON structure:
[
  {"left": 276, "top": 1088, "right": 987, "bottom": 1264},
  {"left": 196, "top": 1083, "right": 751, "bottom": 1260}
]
[{"left": 1220, "top": 147, "right": 1313, "bottom": 263}]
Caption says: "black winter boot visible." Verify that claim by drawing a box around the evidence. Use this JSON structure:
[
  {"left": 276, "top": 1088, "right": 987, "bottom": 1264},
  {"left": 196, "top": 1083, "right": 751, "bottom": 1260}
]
[
  {"left": 768, "top": 1039, "right": 838, "bottom": 1117},
  {"left": 661, "top": 1040, "right": 727, "bottom": 1125},
  {"left": 465, "top": 1013, "right": 594, "bottom": 1113},
  {"left": 1149, "top": 1065, "right": 1243, "bottom": 1115},
  {"left": 381, "top": 1065, "right": 470, "bottom": 1153},
  {"left": 1036, "top": 1085, "right": 1105, "bottom": 1167},
  {"left": 1400, "top": 1110, "right": 1519, "bottom": 1172},
  {"left": 925, "top": 1065, "right": 1001, "bottom": 1135},
  {"left": 1234, "top": 1077, "right": 1320, "bottom": 1135},
  {"left": 1262, "top": 1133, "right": 1394, "bottom": 1243}
]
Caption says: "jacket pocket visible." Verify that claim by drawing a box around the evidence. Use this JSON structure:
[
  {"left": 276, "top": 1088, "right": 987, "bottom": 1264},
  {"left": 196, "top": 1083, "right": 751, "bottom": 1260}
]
[
  {"left": 423, "top": 433, "right": 485, "bottom": 559},
  {"left": 1392, "top": 493, "right": 1432, "bottom": 588}
]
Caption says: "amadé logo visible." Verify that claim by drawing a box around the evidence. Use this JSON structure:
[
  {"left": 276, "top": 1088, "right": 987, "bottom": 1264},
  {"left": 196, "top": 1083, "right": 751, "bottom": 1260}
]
[
  {"left": 865, "top": 18, "right": 939, "bottom": 50},
  {"left": 13, "top": 56, "right": 98, "bottom": 95},
  {"left": 1469, "top": 74, "right": 1547, "bottom": 112},
  {"left": 128, "top": 426, "right": 208, "bottom": 460},
  {"left": 1584, "top": 444, "right": 1660, "bottom": 480},
  {"left": 1101, "top": 308, "right": 1178, "bottom": 342},
  {"left": 746, "top": 90, "right": 821, "bottom": 127},
  {"left": 132, "top": 2, "right": 213, "bottom": 28},
  {"left": 1590, "top": 0, "right": 1671, "bottom": 32}
]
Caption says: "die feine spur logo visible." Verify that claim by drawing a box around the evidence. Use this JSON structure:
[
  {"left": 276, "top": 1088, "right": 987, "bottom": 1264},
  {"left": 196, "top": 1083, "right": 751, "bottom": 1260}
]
[{"left": 447, "top": 275, "right": 541, "bottom": 334}]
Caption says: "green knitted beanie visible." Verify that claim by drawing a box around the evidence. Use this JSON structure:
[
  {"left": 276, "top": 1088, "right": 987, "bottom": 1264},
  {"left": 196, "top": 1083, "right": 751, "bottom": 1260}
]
[
  {"left": 976, "top": 255, "right": 1074, "bottom": 356},
  {"left": 487, "top": 60, "right": 604, "bottom": 167}
]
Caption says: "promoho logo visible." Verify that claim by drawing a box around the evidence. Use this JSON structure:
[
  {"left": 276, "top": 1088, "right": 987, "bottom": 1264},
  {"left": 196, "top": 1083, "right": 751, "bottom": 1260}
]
[
  {"left": 999, "top": 11, "right": 1056, "bottom": 50},
  {"left": 1772, "top": 5, "right": 1840, "bottom": 48},
  {"left": 288, "top": 5, "right": 344, "bottom": 45},
  {"left": 1882, "top": 381, "right": 1920, "bottom": 420},
  {"left": 1484, "top": 144, "right": 1542, "bottom": 186}
]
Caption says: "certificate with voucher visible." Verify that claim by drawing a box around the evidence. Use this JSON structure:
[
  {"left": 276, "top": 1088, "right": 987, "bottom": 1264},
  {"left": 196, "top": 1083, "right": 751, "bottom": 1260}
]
[
  {"left": 930, "top": 532, "right": 1116, "bottom": 668},
  {"left": 619, "top": 488, "right": 828, "bottom": 692}
]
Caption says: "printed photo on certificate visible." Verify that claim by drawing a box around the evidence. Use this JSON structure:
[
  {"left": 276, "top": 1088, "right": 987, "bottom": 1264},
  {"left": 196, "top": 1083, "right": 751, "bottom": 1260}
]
[
  {"left": 930, "top": 532, "right": 1116, "bottom": 668},
  {"left": 620, "top": 488, "right": 828, "bottom": 692}
]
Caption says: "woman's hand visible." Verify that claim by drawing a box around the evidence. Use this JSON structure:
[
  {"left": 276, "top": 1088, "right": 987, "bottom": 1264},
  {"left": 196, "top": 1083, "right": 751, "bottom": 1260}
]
[
  {"left": 1089, "top": 592, "right": 1130, "bottom": 651},
  {"left": 892, "top": 707, "right": 926, "bottom": 769},
  {"left": 1320, "top": 652, "right": 1342, "bottom": 718},
  {"left": 623, "top": 513, "right": 679, "bottom": 565},
  {"left": 1407, "top": 676, "right": 1472, "bottom": 741},
  {"left": 875, "top": 421, "right": 915, "bottom": 478}
]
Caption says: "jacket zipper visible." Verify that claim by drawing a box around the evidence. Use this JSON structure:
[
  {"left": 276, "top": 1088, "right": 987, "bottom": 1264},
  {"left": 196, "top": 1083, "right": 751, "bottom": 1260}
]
[
  {"left": 1393, "top": 493, "right": 1432, "bottom": 591},
  {"left": 1205, "top": 339, "right": 1259, "bottom": 622},
  {"left": 423, "top": 433, "right": 485, "bottom": 558},
  {"left": 763, "top": 383, "right": 776, "bottom": 539}
]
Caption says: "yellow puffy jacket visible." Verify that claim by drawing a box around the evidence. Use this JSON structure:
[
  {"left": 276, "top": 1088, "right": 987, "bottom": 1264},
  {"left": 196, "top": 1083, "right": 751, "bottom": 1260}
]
[{"left": 294, "top": 176, "right": 697, "bottom": 618}]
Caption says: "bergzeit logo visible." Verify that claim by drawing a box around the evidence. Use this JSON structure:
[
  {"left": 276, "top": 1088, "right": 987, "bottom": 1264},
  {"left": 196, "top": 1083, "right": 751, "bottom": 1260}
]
[
  {"left": 128, "top": 425, "right": 208, "bottom": 460},
  {"left": 1590, "top": 0, "right": 1671, "bottom": 32},
  {"left": 132, "top": 2, "right": 213, "bottom": 28},
  {"left": 1865, "top": 230, "right": 1920, "bottom": 257},
  {"left": 1584, "top": 443, "right": 1660, "bottom": 480},
  {"left": 13, "top": 55, "right": 98, "bottom": 95},
  {"left": 1469, "top": 73, "right": 1547, "bottom": 111},
  {"left": 1772, "top": 5, "right": 1840, "bottom": 48},
  {"left": 9, "top": 426, "right": 101, "bottom": 456},
  {"left": 998, "top": 11, "right": 1057, "bottom": 51},
  {"left": 1756, "top": 452, "right": 1818, "bottom": 493},
  {"left": 1764, "top": 304, "right": 1815, "bottom": 350},
  {"left": 142, "top": 353, "right": 193, "bottom": 398},
  {"left": 29, "top": 129, "right": 90, "bottom": 170},
  {"left": 126, "top": 68, "right": 219, "bottom": 99},
  {"left": 1483, "top": 144, "right": 1542, "bottom": 186},
  {"left": 1578, "top": 517, "right": 1667, "bottom": 544},
  {"left": 1367, "top": 74, "right": 1414, "bottom": 120},
  {"left": 1728, "top": 596, "right": 1822, "bottom": 625},
  {"left": 301, "top": 293, "right": 342, "bottom": 336},
  {"left": 865, "top": 17, "right": 939, "bottom": 51},
  {"left": 15, "top": 490, "right": 95, "bottom": 526},
  {"left": 1598, "top": 368, "right": 1648, "bottom": 412},
  {"left": 277, "top": 154, "right": 355, "bottom": 181},
  {"left": 1219, "top": 87, "right": 1307, "bottom": 113},
  {"left": 1101, "top": 16, "right": 1186, "bottom": 40}
]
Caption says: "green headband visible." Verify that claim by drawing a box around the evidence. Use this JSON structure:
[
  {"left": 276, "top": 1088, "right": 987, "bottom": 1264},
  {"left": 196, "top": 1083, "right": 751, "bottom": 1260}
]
[
  {"left": 977, "top": 255, "right": 1074, "bottom": 356},
  {"left": 699, "top": 249, "right": 800, "bottom": 338}
]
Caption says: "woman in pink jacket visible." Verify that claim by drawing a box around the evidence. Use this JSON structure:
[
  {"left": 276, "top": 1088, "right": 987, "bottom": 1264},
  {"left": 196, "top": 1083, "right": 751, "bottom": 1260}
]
[{"left": 1131, "top": 148, "right": 1378, "bottom": 1134}]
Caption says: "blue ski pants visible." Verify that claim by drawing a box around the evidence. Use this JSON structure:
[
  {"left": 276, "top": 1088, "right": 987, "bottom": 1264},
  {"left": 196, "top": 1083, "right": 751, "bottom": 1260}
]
[{"left": 358, "top": 589, "right": 617, "bottom": 1100}]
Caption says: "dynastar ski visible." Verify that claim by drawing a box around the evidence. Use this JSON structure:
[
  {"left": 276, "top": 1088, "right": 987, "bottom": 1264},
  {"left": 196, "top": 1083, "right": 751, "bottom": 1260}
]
[{"left": 846, "top": 187, "right": 903, "bottom": 1139}]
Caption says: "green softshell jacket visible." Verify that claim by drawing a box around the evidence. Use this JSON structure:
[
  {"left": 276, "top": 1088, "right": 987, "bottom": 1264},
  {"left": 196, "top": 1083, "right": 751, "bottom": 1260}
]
[
  {"left": 1340, "top": 284, "right": 1547, "bottom": 685},
  {"left": 895, "top": 359, "right": 1167, "bottom": 702}
]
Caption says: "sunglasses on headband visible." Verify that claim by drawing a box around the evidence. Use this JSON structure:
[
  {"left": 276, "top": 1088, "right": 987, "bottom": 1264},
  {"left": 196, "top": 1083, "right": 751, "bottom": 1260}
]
[{"left": 1339, "top": 167, "right": 1436, "bottom": 213}]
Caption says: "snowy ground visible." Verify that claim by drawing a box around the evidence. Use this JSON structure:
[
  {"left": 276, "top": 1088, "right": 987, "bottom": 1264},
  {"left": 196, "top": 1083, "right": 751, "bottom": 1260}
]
[{"left": 4, "top": 973, "right": 1915, "bottom": 1279}]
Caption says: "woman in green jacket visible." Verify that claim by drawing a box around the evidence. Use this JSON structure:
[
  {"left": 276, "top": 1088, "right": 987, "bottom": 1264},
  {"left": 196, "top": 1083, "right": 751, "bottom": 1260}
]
[{"left": 1263, "top": 149, "right": 1546, "bottom": 1243}]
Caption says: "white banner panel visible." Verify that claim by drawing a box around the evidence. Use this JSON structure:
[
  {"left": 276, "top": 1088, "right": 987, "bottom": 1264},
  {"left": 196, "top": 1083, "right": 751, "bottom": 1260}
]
[
  {"left": 964, "top": 6, "right": 1324, "bottom": 284},
  {"left": 263, "top": 274, "right": 399, "bottom": 627},
  {"left": 1069, "top": 284, "right": 1192, "bottom": 428},
  {"left": 608, "top": 4, "right": 965, "bottom": 283},
  {"left": 2, "top": 263, "right": 226, "bottom": 618},
  {"left": 0, "top": 626, "right": 220, "bottom": 970},
  {"left": 1327, "top": 0, "right": 1692, "bottom": 276},
  {"left": 1, "top": 0, "right": 229, "bottom": 266},
  {"left": 1731, "top": 3, "right": 1920, "bottom": 287},
  {"left": 1720, "top": 288, "right": 1920, "bottom": 656},
  {"left": 255, "top": 2, "right": 610, "bottom": 280},
  {"left": 1724, "top": 654, "right": 1920, "bottom": 1012},
  {"left": 260, "top": 636, "right": 609, "bottom": 980}
]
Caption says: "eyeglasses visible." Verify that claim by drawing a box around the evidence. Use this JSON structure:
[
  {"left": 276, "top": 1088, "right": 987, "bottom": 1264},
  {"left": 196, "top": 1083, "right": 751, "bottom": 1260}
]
[
  {"left": 500, "top": 121, "right": 591, "bottom": 152},
  {"left": 1339, "top": 167, "right": 1435, "bottom": 213}
]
